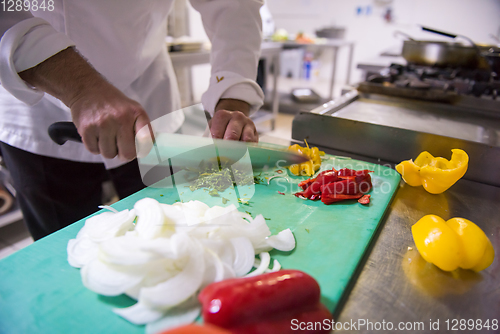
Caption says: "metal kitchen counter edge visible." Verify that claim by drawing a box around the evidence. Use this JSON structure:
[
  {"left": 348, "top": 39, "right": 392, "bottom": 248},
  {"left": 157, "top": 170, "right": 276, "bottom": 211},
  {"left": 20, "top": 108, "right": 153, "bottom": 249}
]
[{"left": 260, "top": 135, "right": 500, "bottom": 333}]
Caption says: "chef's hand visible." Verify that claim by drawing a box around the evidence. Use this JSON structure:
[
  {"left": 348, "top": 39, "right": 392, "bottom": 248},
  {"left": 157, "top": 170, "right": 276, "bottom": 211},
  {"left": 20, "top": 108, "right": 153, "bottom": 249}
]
[
  {"left": 68, "top": 83, "right": 151, "bottom": 160},
  {"left": 19, "top": 47, "right": 152, "bottom": 161},
  {"left": 210, "top": 99, "right": 258, "bottom": 143}
]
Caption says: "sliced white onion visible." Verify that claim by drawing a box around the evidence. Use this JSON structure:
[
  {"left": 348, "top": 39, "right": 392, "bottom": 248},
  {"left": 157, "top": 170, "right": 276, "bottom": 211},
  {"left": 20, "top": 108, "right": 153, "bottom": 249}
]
[
  {"left": 139, "top": 238, "right": 205, "bottom": 309},
  {"left": 230, "top": 237, "right": 255, "bottom": 276},
  {"left": 266, "top": 228, "right": 296, "bottom": 252},
  {"left": 265, "top": 259, "right": 282, "bottom": 273},
  {"left": 98, "top": 235, "right": 161, "bottom": 266},
  {"left": 145, "top": 296, "right": 201, "bottom": 334},
  {"left": 113, "top": 301, "right": 165, "bottom": 325},
  {"left": 69, "top": 198, "right": 297, "bottom": 327},
  {"left": 81, "top": 259, "right": 144, "bottom": 296},
  {"left": 85, "top": 210, "right": 135, "bottom": 243},
  {"left": 181, "top": 200, "right": 210, "bottom": 225},
  {"left": 67, "top": 237, "right": 98, "bottom": 268},
  {"left": 98, "top": 205, "right": 119, "bottom": 213},
  {"left": 245, "top": 252, "right": 270, "bottom": 277},
  {"left": 242, "top": 214, "right": 271, "bottom": 247},
  {"left": 203, "top": 248, "right": 225, "bottom": 285},
  {"left": 135, "top": 198, "right": 169, "bottom": 239}
]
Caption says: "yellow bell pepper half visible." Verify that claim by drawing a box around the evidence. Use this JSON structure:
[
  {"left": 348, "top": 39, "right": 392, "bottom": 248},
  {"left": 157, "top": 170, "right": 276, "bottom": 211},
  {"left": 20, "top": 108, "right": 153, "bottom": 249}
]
[
  {"left": 288, "top": 143, "right": 324, "bottom": 176},
  {"left": 412, "top": 215, "right": 494, "bottom": 272},
  {"left": 395, "top": 149, "right": 468, "bottom": 194}
]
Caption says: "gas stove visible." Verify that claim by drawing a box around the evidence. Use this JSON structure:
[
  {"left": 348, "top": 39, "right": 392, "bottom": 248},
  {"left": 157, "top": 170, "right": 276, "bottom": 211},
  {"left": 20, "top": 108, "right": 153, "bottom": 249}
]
[{"left": 356, "top": 63, "right": 500, "bottom": 114}]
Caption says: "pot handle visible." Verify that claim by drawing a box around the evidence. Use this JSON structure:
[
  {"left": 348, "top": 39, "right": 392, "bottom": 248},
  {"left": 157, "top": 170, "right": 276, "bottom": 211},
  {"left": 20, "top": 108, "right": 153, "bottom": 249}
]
[
  {"left": 393, "top": 30, "right": 415, "bottom": 41},
  {"left": 421, "top": 25, "right": 477, "bottom": 48},
  {"left": 421, "top": 26, "right": 457, "bottom": 39}
]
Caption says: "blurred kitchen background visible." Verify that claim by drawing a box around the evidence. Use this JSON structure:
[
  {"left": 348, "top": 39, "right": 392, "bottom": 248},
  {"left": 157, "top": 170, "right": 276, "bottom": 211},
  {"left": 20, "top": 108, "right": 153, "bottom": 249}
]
[{"left": 1, "top": 0, "right": 500, "bottom": 258}]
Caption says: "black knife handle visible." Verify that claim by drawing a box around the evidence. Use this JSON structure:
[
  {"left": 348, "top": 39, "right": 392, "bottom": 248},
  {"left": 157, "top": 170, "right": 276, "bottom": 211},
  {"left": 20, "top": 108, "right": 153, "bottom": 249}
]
[
  {"left": 48, "top": 122, "right": 82, "bottom": 145},
  {"left": 421, "top": 26, "right": 457, "bottom": 39}
]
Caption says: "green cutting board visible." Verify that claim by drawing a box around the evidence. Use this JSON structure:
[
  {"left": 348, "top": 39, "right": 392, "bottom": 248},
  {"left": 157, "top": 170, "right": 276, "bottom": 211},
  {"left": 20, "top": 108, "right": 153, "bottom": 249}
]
[{"left": 0, "top": 153, "right": 400, "bottom": 333}]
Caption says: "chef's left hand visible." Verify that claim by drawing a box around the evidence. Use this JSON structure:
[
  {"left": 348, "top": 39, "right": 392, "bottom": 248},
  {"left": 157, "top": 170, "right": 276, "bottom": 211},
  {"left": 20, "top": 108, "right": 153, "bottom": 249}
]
[{"left": 209, "top": 99, "right": 258, "bottom": 143}]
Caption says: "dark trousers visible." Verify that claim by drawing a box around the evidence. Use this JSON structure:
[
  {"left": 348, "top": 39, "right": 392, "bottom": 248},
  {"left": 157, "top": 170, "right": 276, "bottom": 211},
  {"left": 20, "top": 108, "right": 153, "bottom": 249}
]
[{"left": 0, "top": 142, "right": 145, "bottom": 240}]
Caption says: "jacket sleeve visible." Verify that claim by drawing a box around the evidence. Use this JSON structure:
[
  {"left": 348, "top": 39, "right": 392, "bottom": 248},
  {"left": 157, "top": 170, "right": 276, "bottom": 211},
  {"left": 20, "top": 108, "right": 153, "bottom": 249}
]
[
  {"left": 188, "top": 0, "right": 265, "bottom": 115},
  {"left": 0, "top": 17, "right": 75, "bottom": 105}
]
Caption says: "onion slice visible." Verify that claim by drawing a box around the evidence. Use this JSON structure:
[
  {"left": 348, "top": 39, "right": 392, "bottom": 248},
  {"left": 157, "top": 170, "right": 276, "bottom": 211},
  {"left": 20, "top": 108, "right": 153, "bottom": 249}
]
[
  {"left": 230, "top": 237, "right": 255, "bottom": 276},
  {"left": 139, "top": 236, "right": 205, "bottom": 309},
  {"left": 266, "top": 228, "right": 295, "bottom": 251},
  {"left": 113, "top": 301, "right": 164, "bottom": 325},
  {"left": 67, "top": 237, "right": 98, "bottom": 268},
  {"left": 81, "top": 259, "right": 144, "bottom": 296},
  {"left": 245, "top": 252, "right": 271, "bottom": 277}
]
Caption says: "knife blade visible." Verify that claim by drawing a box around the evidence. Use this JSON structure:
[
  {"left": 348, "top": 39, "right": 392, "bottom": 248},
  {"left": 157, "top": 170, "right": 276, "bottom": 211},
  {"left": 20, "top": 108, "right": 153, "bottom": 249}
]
[{"left": 48, "top": 122, "right": 310, "bottom": 186}]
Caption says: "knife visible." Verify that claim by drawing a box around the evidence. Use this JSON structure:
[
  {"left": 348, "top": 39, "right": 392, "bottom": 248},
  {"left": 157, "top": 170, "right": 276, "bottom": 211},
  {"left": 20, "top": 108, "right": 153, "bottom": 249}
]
[{"left": 48, "top": 122, "right": 310, "bottom": 186}]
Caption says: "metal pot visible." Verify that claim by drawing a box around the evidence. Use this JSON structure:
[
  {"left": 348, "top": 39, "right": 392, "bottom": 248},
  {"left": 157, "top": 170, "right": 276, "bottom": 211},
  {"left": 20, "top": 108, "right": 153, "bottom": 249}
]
[
  {"left": 397, "top": 27, "right": 490, "bottom": 68},
  {"left": 482, "top": 49, "right": 500, "bottom": 75},
  {"left": 402, "top": 40, "right": 482, "bottom": 68}
]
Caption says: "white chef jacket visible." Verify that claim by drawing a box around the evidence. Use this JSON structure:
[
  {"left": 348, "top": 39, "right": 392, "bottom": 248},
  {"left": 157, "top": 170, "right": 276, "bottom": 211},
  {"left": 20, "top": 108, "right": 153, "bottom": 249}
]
[{"left": 0, "top": 0, "right": 264, "bottom": 169}]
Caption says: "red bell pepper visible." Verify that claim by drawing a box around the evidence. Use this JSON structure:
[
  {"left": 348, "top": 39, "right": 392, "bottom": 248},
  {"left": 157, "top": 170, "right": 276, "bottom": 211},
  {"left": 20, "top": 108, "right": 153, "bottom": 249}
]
[
  {"left": 295, "top": 168, "right": 373, "bottom": 205},
  {"left": 198, "top": 270, "right": 332, "bottom": 333},
  {"left": 358, "top": 194, "right": 371, "bottom": 205}
]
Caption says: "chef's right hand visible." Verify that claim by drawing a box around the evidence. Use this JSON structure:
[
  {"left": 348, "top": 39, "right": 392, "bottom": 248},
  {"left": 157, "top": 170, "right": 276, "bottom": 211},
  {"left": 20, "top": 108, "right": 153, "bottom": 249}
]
[
  {"left": 18, "top": 47, "right": 153, "bottom": 161},
  {"left": 68, "top": 82, "right": 152, "bottom": 161}
]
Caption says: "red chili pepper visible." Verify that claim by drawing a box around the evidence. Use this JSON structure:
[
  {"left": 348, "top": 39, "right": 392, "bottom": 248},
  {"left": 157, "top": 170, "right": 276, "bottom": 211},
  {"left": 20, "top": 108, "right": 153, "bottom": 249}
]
[
  {"left": 198, "top": 270, "right": 332, "bottom": 333},
  {"left": 278, "top": 191, "right": 285, "bottom": 195}
]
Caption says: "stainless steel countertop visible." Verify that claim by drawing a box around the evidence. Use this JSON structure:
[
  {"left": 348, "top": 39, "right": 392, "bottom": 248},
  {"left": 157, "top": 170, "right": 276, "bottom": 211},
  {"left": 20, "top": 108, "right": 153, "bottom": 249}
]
[{"left": 260, "top": 135, "right": 500, "bottom": 333}]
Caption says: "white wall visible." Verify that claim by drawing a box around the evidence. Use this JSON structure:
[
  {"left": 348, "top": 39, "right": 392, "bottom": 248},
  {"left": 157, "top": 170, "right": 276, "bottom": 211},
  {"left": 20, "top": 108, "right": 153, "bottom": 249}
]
[{"left": 267, "top": 0, "right": 500, "bottom": 83}]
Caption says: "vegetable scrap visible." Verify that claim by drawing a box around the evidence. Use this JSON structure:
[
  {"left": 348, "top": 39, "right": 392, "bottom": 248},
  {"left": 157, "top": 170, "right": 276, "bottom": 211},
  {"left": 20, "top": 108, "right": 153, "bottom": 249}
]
[
  {"left": 237, "top": 198, "right": 251, "bottom": 206},
  {"left": 412, "top": 215, "right": 494, "bottom": 272},
  {"left": 396, "top": 149, "right": 468, "bottom": 194},
  {"left": 278, "top": 191, "right": 285, "bottom": 195},
  {"left": 67, "top": 198, "right": 296, "bottom": 328},
  {"left": 295, "top": 168, "right": 373, "bottom": 205},
  {"left": 267, "top": 174, "right": 290, "bottom": 185},
  {"left": 358, "top": 194, "right": 371, "bottom": 205},
  {"left": 287, "top": 140, "right": 325, "bottom": 176},
  {"left": 199, "top": 270, "right": 332, "bottom": 333}
]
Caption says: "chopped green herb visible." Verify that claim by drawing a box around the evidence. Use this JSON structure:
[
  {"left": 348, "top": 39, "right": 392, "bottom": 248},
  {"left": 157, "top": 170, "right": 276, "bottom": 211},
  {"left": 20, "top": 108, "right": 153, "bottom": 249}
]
[
  {"left": 222, "top": 197, "right": 229, "bottom": 204},
  {"left": 237, "top": 198, "right": 251, "bottom": 206},
  {"left": 188, "top": 159, "right": 255, "bottom": 194},
  {"left": 209, "top": 189, "right": 219, "bottom": 197},
  {"left": 305, "top": 228, "right": 310, "bottom": 233},
  {"left": 264, "top": 218, "right": 271, "bottom": 220},
  {"left": 159, "top": 194, "right": 164, "bottom": 197},
  {"left": 245, "top": 211, "right": 252, "bottom": 216}
]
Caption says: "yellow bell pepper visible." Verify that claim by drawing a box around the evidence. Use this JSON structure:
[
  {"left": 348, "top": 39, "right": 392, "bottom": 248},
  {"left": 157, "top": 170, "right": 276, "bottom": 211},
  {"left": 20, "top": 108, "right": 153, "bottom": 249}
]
[
  {"left": 395, "top": 149, "right": 468, "bottom": 194},
  {"left": 412, "top": 215, "right": 494, "bottom": 272},
  {"left": 288, "top": 142, "right": 324, "bottom": 176}
]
